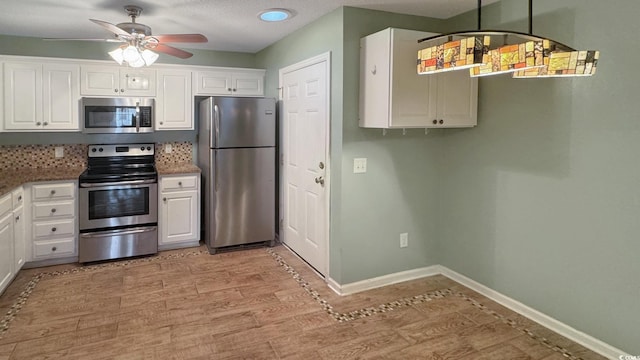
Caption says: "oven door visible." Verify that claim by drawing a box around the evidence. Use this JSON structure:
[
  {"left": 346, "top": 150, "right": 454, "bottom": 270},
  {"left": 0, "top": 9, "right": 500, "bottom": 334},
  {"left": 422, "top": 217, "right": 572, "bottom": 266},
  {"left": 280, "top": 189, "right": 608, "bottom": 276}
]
[{"left": 79, "top": 180, "right": 158, "bottom": 231}]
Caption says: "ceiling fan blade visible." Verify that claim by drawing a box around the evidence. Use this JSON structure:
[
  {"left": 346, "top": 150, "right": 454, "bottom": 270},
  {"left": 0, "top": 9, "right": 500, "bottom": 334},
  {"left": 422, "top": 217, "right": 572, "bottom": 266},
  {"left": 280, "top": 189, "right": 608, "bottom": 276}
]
[
  {"left": 90, "top": 19, "right": 130, "bottom": 37},
  {"left": 42, "top": 38, "right": 124, "bottom": 43},
  {"left": 153, "top": 44, "right": 193, "bottom": 59},
  {"left": 148, "top": 34, "right": 208, "bottom": 43}
]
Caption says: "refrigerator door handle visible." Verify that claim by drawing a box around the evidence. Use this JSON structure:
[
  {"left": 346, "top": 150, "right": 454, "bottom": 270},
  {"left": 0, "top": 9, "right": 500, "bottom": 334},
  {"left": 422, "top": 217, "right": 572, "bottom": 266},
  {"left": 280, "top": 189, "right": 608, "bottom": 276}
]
[
  {"left": 214, "top": 150, "right": 219, "bottom": 192},
  {"left": 214, "top": 104, "right": 220, "bottom": 147}
]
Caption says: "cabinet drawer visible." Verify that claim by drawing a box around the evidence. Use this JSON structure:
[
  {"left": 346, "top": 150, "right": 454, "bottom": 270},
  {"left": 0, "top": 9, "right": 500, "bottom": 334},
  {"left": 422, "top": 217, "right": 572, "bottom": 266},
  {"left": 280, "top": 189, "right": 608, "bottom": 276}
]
[
  {"left": 32, "top": 183, "right": 75, "bottom": 201},
  {"left": 34, "top": 238, "right": 75, "bottom": 258},
  {"left": 161, "top": 175, "right": 198, "bottom": 191},
  {"left": 33, "top": 201, "right": 75, "bottom": 219},
  {"left": 33, "top": 219, "right": 75, "bottom": 238},
  {"left": 0, "top": 193, "right": 10, "bottom": 218},
  {"left": 12, "top": 187, "right": 24, "bottom": 209}
]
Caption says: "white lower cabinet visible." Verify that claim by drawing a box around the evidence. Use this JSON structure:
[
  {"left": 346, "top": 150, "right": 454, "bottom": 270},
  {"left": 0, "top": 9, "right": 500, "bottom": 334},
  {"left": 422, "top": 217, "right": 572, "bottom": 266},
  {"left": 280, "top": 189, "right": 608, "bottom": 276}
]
[
  {"left": 159, "top": 174, "right": 200, "bottom": 250},
  {"left": 0, "top": 187, "right": 24, "bottom": 295},
  {"left": 28, "top": 181, "right": 77, "bottom": 262},
  {"left": 0, "top": 199, "right": 14, "bottom": 295}
]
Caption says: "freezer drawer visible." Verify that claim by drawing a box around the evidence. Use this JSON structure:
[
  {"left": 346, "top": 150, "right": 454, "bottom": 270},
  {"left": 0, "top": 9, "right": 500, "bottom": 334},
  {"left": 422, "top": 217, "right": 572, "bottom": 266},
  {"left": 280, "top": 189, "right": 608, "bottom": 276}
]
[{"left": 206, "top": 147, "right": 275, "bottom": 249}]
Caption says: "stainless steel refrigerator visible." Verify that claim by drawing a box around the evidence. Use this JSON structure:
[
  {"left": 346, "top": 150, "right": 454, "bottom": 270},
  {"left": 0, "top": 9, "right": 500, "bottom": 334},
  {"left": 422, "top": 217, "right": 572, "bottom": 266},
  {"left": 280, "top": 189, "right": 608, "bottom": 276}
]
[{"left": 197, "top": 97, "right": 276, "bottom": 254}]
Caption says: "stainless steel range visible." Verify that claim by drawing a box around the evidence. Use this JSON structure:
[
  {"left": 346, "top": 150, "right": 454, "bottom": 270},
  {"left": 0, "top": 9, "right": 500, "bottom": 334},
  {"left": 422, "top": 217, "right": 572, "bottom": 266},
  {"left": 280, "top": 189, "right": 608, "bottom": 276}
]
[{"left": 78, "top": 144, "right": 158, "bottom": 263}]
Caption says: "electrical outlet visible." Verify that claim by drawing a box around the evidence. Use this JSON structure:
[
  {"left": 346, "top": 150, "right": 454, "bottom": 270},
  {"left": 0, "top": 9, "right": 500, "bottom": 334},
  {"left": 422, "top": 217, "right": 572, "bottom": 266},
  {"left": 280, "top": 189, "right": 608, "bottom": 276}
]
[
  {"left": 400, "top": 233, "right": 408, "bottom": 248},
  {"left": 54, "top": 146, "right": 64, "bottom": 158},
  {"left": 353, "top": 158, "right": 367, "bottom": 173},
  {"left": 164, "top": 144, "right": 173, "bottom": 153}
]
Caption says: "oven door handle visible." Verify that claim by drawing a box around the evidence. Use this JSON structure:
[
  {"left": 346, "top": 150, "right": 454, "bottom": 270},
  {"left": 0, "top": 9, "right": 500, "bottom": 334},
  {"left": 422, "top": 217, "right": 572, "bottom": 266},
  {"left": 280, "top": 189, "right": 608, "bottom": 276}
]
[
  {"left": 80, "top": 179, "right": 157, "bottom": 188},
  {"left": 135, "top": 101, "right": 140, "bottom": 133},
  {"left": 81, "top": 226, "right": 157, "bottom": 238}
]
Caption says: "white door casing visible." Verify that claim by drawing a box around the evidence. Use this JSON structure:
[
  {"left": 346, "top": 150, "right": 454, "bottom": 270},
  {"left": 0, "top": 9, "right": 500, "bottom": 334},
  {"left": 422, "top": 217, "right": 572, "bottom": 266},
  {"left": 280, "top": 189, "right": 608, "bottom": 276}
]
[{"left": 279, "top": 52, "right": 331, "bottom": 276}]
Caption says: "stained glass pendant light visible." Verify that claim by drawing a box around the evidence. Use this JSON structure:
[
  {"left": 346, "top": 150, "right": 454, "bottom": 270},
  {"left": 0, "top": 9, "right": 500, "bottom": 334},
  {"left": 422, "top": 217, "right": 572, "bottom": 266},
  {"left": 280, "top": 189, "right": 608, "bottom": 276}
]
[{"left": 417, "top": 0, "right": 599, "bottom": 78}]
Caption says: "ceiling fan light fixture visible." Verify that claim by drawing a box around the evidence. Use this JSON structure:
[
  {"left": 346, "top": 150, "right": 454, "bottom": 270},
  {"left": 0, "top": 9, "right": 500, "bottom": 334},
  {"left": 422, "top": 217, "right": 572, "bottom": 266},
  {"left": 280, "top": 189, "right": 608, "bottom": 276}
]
[
  {"left": 258, "top": 9, "right": 293, "bottom": 22},
  {"left": 141, "top": 49, "right": 159, "bottom": 66},
  {"left": 108, "top": 48, "right": 125, "bottom": 65}
]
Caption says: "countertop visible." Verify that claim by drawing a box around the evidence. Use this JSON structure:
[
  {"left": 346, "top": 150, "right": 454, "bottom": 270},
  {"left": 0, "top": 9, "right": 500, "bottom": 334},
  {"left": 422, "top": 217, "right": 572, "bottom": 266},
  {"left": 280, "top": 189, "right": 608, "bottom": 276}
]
[
  {"left": 0, "top": 167, "right": 86, "bottom": 197},
  {"left": 157, "top": 163, "right": 201, "bottom": 175}
]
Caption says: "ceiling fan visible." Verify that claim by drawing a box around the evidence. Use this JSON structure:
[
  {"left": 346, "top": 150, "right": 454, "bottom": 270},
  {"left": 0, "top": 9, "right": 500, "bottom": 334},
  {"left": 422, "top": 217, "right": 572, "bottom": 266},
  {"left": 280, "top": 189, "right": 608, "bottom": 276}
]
[{"left": 48, "top": 5, "right": 208, "bottom": 66}]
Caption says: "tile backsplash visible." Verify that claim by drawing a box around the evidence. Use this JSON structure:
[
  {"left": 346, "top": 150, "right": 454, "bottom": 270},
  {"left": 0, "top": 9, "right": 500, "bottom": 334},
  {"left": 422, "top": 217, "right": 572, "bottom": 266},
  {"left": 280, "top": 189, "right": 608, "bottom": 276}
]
[
  {"left": 0, "top": 144, "right": 87, "bottom": 171},
  {"left": 0, "top": 142, "right": 194, "bottom": 172},
  {"left": 155, "top": 142, "right": 193, "bottom": 167}
]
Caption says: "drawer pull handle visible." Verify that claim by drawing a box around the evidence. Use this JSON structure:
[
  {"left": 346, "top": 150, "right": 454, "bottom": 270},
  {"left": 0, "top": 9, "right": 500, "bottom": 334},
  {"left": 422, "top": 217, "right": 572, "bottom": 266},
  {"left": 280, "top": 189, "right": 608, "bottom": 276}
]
[
  {"left": 50, "top": 190, "right": 56, "bottom": 195},
  {"left": 51, "top": 208, "right": 57, "bottom": 213},
  {"left": 52, "top": 227, "right": 57, "bottom": 232},
  {"left": 52, "top": 246, "right": 57, "bottom": 252}
]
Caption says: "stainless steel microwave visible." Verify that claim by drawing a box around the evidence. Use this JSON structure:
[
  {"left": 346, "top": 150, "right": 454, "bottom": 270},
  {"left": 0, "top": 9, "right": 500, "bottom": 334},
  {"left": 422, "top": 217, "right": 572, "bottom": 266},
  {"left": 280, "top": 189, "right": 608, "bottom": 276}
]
[{"left": 81, "top": 97, "right": 154, "bottom": 134}]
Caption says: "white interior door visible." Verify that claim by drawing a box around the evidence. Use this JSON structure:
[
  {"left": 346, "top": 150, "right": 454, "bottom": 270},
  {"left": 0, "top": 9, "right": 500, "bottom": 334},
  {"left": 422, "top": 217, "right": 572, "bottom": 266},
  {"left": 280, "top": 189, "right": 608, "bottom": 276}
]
[{"left": 279, "top": 53, "right": 330, "bottom": 276}]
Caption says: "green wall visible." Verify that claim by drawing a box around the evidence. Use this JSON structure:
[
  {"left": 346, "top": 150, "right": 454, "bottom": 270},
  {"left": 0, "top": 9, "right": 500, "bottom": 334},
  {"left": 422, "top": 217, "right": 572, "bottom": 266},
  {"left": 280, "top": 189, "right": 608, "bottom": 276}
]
[
  {"left": 256, "top": 7, "right": 448, "bottom": 284},
  {"left": 440, "top": 0, "right": 639, "bottom": 354},
  {"left": 0, "top": 34, "right": 256, "bottom": 146}
]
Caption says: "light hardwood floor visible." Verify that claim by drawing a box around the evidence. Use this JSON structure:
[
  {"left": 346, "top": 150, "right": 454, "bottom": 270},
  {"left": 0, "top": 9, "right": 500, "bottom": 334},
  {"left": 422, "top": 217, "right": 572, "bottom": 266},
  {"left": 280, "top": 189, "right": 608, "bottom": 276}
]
[{"left": 0, "top": 245, "right": 606, "bottom": 359}]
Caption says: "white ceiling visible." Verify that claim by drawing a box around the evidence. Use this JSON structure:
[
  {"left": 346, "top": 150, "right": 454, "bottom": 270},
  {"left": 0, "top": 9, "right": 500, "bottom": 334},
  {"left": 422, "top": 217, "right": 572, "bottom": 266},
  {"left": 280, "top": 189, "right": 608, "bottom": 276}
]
[{"left": 0, "top": 0, "right": 499, "bottom": 53}]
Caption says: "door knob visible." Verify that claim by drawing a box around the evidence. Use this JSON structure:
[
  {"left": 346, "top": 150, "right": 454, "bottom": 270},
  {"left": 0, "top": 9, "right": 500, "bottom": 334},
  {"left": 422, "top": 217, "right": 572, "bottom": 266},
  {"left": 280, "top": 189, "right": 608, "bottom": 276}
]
[{"left": 315, "top": 176, "right": 325, "bottom": 186}]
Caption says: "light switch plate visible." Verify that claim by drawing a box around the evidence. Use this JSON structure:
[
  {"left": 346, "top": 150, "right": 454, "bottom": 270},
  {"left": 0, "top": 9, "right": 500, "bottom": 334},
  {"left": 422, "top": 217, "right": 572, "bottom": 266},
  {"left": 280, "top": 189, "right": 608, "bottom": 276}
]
[
  {"left": 54, "top": 146, "right": 64, "bottom": 158},
  {"left": 353, "top": 158, "right": 367, "bottom": 173},
  {"left": 165, "top": 144, "right": 173, "bottom": 154}
]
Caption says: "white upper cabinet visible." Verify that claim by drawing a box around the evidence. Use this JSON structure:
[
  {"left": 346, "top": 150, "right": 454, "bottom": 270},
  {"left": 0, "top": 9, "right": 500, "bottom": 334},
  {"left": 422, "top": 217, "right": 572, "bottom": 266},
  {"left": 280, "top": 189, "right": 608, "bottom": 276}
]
[
  {"left": 156, "top": 69, "right": 193, "bottom": 130},
  {"left": 193, "top": 69, "right": 264, "bottom": 97},
  {"left": 3, "top": 62, "right": 79, "bottom": 131},
  {"left": 359, "top": 28, "right": 478, "bottom": 129},
  {"left": 80, "top": 65, "right": 156, "bottom": 96}
]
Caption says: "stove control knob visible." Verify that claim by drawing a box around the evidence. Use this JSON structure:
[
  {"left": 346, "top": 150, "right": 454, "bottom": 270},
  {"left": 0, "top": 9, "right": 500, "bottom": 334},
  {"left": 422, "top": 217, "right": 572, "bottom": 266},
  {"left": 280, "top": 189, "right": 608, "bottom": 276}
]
[
  {"left": 147, "top": 146, "right": 152, "bottom": 151},
  {"left": 141, "top": 146, "right": 145, "bottom": 151},
  {"left": 91, "top": 148, "right": 97, "bottom": 153},
  {"left": 99, "top": 148, "right": 103, "bottom": 152}
]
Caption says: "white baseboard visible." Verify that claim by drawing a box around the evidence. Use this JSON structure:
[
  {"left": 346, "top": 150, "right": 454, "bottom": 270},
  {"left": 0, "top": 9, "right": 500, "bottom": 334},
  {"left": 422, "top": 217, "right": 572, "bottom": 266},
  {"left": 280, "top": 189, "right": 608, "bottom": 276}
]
[
  {"left": 328, "top": 264, "right": 628, "bottom": 359},
  {"left": 327, "top": 265, "right": 441, "bottom": 296}
]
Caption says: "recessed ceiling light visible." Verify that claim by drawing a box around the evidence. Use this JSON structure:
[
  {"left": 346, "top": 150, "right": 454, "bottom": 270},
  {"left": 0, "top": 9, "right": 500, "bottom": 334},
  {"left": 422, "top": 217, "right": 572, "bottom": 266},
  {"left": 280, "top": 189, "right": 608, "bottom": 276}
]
[{"left": 258, "top": 8, "right": 293, "bottom": 22}]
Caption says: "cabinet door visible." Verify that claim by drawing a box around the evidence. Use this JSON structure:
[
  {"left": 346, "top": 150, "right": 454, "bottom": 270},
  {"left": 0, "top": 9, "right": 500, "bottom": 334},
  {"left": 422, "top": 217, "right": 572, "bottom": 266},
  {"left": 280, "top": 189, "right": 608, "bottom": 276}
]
[
  {"left": 120, "top": 69, "right": 156, "bottom": 96},
  {"left": 43, "top": 63, "right": 80, "bottom": 130},
  {"left": 80, "top": 65, "right": 120, "bottom": 96},
  {"left": 156, "top": 69, "right": 193, "bottom": 130},
  {"left": 231, "top": 72, "right": 264, "bottom": 96},
  {"left": 193, "top": 71, "right": 231, "bottom": 95},
  {"left": 160, "top": 190, "right": 198, "bottom": 245},
  {"left": 13, "top": 206, "right": 24, "bottom": 271},
  {"left": 0, "top": 213, "right": 14, "bottom": 295},
  {"left": 3, "top": 62, "right": 42, "bottom": 130},
  {"left": 434, "top": 71, "right": 478, "bottom": 127}
]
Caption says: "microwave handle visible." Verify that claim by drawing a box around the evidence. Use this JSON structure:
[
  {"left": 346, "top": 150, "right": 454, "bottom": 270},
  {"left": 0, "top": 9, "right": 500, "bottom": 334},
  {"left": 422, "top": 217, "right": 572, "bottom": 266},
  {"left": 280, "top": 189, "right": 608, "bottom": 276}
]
[{"left": 135, "top": 101, "right": 140, "bottom": 133}]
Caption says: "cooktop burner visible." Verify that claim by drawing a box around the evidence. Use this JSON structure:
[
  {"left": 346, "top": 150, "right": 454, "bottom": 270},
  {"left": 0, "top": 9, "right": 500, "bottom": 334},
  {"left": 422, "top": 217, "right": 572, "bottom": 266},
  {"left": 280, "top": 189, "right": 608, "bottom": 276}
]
[{"left": 80, "top": 144, "right": 157, "bottom": 183}]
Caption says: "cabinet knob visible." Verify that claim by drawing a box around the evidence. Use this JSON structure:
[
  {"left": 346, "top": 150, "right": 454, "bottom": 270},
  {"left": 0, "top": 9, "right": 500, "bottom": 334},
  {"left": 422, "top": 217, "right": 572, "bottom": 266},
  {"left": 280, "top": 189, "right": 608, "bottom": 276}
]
[
  {"left": 51, "top": 208, "right": 57, "bottom": 213},
  {"left": 439, "top": 119, "right": 444, "bottom": 124},
  {"left": 232, "top": 88, "right": 237, "bottom": 92},
  {"left": 50, "top": 190, "right": 56, "bottom": 195},
  {"left": 163, "top": 197, "right": 167, "bottom": 202},
  {"left": 160, "top": 122, "right": 164, "bottom": 125},
  {"left": 227, "top": 88, "right": 232, "bottom": 92},
  {"left": 114, "top": 89, "right": 119, "bottom": 93},
  {"left": 432, "top": 119, "right": 438, "bottom": 124},
  {"left": 52, "top": 246, "right": 57, "bottom": 252},
  {"left": 43, "top": 122, "right": 48, "bottom": 126},
  {"left": 120, "top": 89, "right": 125, "bottom": 93},
  {"left": 15, "top": 215, "right": 20, "bottom": 221},
  {"left": 18, "top": 195, "right": 22, "bottom": 201},
  {"left": 51, "top": 227, "right": 57, "bottom": 232},
  {"left": 36, "top": 122, "right": 42, "bottom": 126},
  {"left": 178, "top": 182, "right": 182, "bottom": 186}
]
